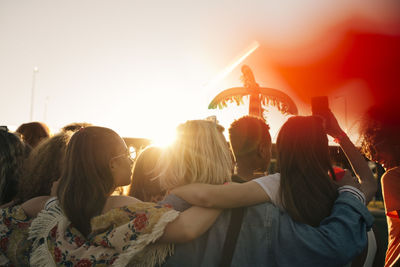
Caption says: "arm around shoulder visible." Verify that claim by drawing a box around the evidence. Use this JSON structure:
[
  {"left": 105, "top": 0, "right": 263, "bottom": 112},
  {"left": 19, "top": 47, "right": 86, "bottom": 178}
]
[
  {"left": 171, "top": 181, "right": 270, "bottom": 209},
  {"left": 158, "top": 206, "right": 221, "bottom": 243}
]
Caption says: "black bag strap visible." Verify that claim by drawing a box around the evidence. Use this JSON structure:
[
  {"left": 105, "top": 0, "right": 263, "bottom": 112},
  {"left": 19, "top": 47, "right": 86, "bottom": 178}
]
[{"left": 219, "top": 207, "right": 245, "bottom": 267}]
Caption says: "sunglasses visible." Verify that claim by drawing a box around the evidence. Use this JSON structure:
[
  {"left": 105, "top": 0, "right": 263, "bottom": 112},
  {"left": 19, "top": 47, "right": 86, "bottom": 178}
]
[{"left": 110, "top": 151, "right": 134, "bottom": 162}]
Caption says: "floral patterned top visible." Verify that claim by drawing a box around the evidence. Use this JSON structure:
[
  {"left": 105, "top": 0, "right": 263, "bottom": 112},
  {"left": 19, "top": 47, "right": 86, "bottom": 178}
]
[
  {"left": 29, "top": 199, "right": 179, "bottom": 267},
  {"left": 0, "top": 205, "right": 32, "bottom": 266}
]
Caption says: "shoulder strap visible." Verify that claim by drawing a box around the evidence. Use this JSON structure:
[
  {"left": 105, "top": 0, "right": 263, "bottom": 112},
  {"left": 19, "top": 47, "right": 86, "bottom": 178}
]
[{"left": 219, "top": 207, "right": 245, "bottom": 267}]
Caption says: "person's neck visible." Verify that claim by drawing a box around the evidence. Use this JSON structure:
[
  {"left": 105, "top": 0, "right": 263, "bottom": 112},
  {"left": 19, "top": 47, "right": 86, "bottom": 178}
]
[{"left": 236, "top": 165, "right": 265, "bottom": 181}]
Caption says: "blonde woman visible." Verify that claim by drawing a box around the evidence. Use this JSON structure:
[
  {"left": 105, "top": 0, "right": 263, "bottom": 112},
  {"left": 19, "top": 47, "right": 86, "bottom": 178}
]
[
  {"left": 155, "top": 119, "right": 233, "bottom": 191},
  {"left": 22, "top": 126, "right": 223, "bottom": 267}
]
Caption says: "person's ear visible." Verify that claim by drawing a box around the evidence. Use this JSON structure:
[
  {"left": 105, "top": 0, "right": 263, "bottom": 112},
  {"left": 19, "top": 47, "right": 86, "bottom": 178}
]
[
  {"left": 109, "top": 158, "right": 117, "bottom": 170},
  {"left": 258, "top": 143, "right": 268, "bottom": 159}
]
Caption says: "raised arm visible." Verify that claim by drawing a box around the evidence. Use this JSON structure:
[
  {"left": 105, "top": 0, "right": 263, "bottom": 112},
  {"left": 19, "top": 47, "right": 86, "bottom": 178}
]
[
  {"left": 170, "top": 181, "right": 270, "bottom": 209},
  {"left": 324, "top": 111, "right": 377, "bottom": 203}
]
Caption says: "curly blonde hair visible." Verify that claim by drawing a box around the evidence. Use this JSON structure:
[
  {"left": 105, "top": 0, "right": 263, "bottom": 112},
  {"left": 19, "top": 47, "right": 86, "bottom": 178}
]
[{"left": 156, "top": 120, "right": 233, "bottom": 190}]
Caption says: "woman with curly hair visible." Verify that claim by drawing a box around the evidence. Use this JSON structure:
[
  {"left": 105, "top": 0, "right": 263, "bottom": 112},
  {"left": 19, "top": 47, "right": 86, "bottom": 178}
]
[
  {"left": 0, "top": 128, "right": 30, "bottom": 205},
  {"left": 0, "top": 131, "right": 71, "bottom": 266},
  {"left": 15, "top": 131, "right": 73, "bottom": 204},
  {"left": 0, "top": 127, "right": 31, "bottom": 265},
  {"left": 359, "top": 105, "right": 400, "bottom": 266}
]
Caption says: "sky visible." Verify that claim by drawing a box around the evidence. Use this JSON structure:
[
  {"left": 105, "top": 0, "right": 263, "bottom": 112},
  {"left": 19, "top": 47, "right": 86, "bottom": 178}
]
[{"left": 1, "top": 0, "right": 399, "bottom": 144}]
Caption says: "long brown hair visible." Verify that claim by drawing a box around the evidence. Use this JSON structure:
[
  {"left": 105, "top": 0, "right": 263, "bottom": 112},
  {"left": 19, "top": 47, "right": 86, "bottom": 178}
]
[
  {"left": 57, "top": 126, "right": 122, "bottom": 236},
  {"left": 278, "top": 116, "right": 338, "bottom": 226},
  {"left": 16, "top": 131, "right": 72, "bottom": 204}
]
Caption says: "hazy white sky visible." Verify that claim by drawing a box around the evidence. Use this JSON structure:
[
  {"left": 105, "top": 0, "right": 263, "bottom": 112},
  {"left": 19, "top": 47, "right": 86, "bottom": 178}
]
[{"left": 1, "top": 0, "right": 398, "bottom": 143}]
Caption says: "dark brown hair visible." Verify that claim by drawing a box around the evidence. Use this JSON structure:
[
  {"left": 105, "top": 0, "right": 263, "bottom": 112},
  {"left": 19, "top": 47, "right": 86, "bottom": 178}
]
[
  {"left": 57, "top": 126, "right": 123, "bottom": 236},
  {"left": 15, "top": 131, "right": 72, "bottom": 204},
  {"left": 61, "top": 122, "right": 93, "bottom": 132},
  {"left": 229, "top": 116, "right": 271, "bottom": 159},
  {"left": 128, "top": 146, "right": 166, "bottom": 202},
  {"left": 0, "top": 130, "right": 29, "bottom": 204},
  {"left": 277, "top": 116, "right": 338, "bottom": 226}
]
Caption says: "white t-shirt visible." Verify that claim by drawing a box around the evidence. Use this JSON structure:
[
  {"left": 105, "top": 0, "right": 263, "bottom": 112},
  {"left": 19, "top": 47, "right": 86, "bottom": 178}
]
[{"left": 253, "top": 173, "right": 283, "bottom": 209}]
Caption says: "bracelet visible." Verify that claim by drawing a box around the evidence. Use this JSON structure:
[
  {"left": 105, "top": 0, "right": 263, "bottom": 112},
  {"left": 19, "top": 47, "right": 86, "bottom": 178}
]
[{"left": 333, "top": 131, "right": 347, "bottom": 144}]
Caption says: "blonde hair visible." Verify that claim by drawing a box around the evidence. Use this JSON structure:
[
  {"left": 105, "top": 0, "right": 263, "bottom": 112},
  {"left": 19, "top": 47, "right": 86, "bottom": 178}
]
[{"left": 156, "top": 120, "right": 233, "bottom": 190}]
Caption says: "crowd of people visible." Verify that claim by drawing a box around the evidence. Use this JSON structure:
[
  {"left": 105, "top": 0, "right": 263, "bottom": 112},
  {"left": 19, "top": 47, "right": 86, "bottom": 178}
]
[{"left": 0, "top": 104, "right": 398, "bottom": 266}]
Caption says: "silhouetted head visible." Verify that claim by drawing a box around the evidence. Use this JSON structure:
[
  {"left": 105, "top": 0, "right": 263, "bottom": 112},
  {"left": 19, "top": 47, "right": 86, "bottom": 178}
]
[
  {"left": 0, "top": 128, "right": 30, "bottom": 204},
  {"left": 229, "top": 116, "right": 272, "bottom": 175},
  {"left": 129, "top": 146, "right": 166, "bottom": 202},
  {"left": 360, "top": 104, "right": 400, "bottom": 169},
  {"left": 61, "top": 122, "right": 93, "bottom": 132},
  {"left": 16, "top": 122, "right": 50, "bottom": 148}
]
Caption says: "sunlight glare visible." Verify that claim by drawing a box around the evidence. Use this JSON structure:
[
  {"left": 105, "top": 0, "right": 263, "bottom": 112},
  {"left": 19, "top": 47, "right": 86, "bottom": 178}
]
[{"left": 150, "top": 127, "right": 177, "bottom": 148}]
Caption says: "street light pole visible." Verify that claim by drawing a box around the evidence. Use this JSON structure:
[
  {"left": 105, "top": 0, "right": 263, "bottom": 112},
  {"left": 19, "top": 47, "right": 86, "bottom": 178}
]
[{"left": 30, "top": 66, "right": 39, "bottom": 121}]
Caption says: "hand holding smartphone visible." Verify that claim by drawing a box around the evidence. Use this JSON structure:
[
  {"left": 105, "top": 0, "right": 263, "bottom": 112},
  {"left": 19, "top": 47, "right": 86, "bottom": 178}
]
[
  {"left": 311, "top": 96, "right": 344, "bottom": 138},
  {"left": 311, "top": 96, "right": 330, "bottom": 116}
]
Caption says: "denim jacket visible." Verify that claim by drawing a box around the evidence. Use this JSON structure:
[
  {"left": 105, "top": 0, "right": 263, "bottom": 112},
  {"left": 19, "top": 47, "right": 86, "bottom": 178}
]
[{"left": 161, "top": 192, "right": 374, "bottom": 267}]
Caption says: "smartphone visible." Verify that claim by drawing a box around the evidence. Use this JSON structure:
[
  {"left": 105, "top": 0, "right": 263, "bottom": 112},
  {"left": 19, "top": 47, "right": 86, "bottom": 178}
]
[{"left": 311, "top": 96, "right": 329, "bottom": 116}]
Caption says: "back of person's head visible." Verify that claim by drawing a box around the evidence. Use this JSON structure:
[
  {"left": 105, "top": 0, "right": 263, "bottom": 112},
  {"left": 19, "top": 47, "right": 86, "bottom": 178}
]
[
  {"left": 16, "top": 122, "right": 50, "bottom": 148},
  {"left": 57, "top": 126, "right": 130, "bottom": 236},
  {"left": 360, "top": 104, "right": 400, "bottom": 167},
  {"left": 229, "top": 116, "right": 272, "bottom": 172},
  {"left": 277, "top": 116, "right": 337, "bottom": 226},
  {"left": 156, "top": 120, "right": 233, "bottom": 190},
  {"left": 61, "top": 122, "right": 93, "bottom": 132},
  {"left": 128, "top": 146, "right": 166, "bottom": 202},
  {"left": 0, "top": 128, "right": 30, "bottom": 205},
  {"left": 15, "top": 131, "right": 73, "bottom": 204}
]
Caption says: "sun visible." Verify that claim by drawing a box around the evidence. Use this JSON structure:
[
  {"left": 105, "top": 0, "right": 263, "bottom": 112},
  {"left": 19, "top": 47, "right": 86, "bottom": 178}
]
[{"left": 150, "top": 128, "right": 177, "bottom": 148}]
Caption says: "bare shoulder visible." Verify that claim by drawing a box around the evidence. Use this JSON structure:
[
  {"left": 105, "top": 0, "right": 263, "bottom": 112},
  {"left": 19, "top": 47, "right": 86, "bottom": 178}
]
[
  {"left": 382, "top": 167, "right": 400, "bottom": 185},
  {"left": 103, "top": 195, "right": 141, "bottom": 213},
  {"left": 21, "top": 196, "right": 51, "bottom": 218}
]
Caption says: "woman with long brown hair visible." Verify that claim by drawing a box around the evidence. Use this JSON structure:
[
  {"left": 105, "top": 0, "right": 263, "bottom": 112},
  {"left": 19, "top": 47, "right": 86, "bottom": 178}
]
[{"left": 24, "top": 126, "right": 223, "bottom": 266}]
